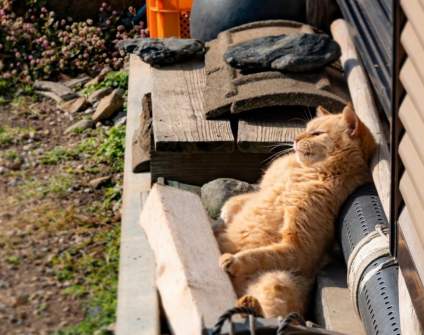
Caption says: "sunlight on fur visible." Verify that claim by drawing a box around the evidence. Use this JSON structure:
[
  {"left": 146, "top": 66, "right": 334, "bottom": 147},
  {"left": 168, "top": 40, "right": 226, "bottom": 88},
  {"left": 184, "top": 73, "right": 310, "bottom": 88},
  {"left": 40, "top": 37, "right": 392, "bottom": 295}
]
[{"left": 216, "top": 103, "right": 376, "bottom": 318}]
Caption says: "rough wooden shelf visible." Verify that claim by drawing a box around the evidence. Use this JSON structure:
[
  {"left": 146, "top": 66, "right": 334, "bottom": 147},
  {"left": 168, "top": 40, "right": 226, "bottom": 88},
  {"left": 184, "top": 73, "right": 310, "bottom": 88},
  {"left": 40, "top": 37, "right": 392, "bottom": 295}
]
[{"left": 146, "top": 59, "right": 309, "bottom": 185}]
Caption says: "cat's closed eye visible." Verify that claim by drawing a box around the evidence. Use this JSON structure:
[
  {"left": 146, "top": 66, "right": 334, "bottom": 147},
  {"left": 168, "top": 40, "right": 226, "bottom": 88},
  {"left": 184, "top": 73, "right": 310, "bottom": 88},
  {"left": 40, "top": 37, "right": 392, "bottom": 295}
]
[{"left": 310, "top": 131, "right": 325, "bottom": 136}]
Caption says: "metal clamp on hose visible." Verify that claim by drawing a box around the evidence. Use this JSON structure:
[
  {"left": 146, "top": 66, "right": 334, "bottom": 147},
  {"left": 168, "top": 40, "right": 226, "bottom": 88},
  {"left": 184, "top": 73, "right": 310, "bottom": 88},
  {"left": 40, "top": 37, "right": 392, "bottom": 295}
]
[{"left": 347, "top": 225, "right": 390, "bottom": 316}]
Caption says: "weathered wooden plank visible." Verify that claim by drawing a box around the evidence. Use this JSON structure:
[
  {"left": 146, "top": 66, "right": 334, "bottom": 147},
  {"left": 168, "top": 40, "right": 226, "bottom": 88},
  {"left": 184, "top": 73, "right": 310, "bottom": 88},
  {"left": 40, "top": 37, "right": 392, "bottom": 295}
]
[
  {"left": 140, "top": 184, "right": 237, "bottom": 335},
  {"left": 237, "top": 109, "right": 306, "bottom": 153},
  {"left": 331, "top": 19, "right": 391, "bottom": 218},
  {"left": 132, "top": 93, "right": 152, "bottom": 173},
  {"left": 399, "top": 172, "right": 424, "bottom": 247},
  {"left": 151, "top": 151, "right": 269, "bottom": 185},
  {"left": 151, "top": 61, "right": 234, "bottom": 152},
  {"left": 116, "top": 55, "right": 159, "bottom": 335}
]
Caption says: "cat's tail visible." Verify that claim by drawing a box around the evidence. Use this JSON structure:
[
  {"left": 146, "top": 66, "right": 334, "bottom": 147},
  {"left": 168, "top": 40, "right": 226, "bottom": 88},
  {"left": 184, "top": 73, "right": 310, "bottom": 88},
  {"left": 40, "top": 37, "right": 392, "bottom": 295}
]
[{"left": 237, "top": 270, "right": 312, "bottom": 319}]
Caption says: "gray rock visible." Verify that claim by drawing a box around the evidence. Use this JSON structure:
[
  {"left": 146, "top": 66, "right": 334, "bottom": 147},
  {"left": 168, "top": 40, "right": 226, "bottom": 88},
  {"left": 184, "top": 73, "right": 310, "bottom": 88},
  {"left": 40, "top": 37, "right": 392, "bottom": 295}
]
[
  {"left": 89, "top": 176, "right": 112, "bottom": 189},
  {"left": 201, "top": 178, "right": 257, "bottom": 219},
  {"left": 88, "top": 87, "right": 113, "bottom": 104},
  {"left": 119, "top": 38, "right": 206, "bottom": 66},
  {"left": 92, "top": 89, "right": 124, "bottom": 122},
  {"left": 113, "top": 111, "right": 127, "bottom": 126},
  {"left": 34, "top": 80, "right": 78, "bottom": 101},
  {"left": 64, "top": 119, "right": 94, "bottom": 134},
  {"left": 224, "top": 33, "right": 341, "bottom": 72},
  {"left": 64, "top": 75, "right": 91, "bottom": 89},
  {"left": 61, "top": 96, "right": 90, "bottom": 114}
]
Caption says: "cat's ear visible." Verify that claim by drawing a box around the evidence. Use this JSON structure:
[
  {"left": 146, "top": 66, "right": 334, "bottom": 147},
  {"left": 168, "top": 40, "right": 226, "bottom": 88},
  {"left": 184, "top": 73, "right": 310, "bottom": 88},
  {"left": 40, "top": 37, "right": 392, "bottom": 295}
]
[
  {"left": 343, "top": 103, "right": 363, "bottom": 137},
  {"left": 316, "top": 105, "right": 331, "bottom": 117}
]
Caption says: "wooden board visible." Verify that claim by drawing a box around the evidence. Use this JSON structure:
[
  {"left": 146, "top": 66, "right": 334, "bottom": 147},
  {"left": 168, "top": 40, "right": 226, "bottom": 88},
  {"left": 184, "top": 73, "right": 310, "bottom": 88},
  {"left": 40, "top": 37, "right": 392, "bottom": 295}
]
[
  {"left": 151, "top": 151, "right": 269, "bottom": 185},
  {"left": 151, "top": 61, "right": 234, "bottom": 152},
  {"left": 331, "top": 19, "right": 391, "bottom": 218},
  {"left": 116, "top": 55, "right": 159, "bottom": 335},
  {"left": 140, "top": 184, "right": 237, "bottom": 335},
  {"left": 132, "top": 93, "right": 152, "bottom": 173},
  {"left": 237, "top": 109, "right": 306, "bottom": 153}
]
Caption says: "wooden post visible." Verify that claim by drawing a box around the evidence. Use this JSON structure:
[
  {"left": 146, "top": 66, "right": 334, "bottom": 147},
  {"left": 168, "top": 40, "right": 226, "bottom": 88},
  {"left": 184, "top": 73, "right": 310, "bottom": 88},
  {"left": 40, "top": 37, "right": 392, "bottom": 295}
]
[
  {"left": 140, "top": 184, "right": 237, "bottom": 335},
  {"left": 331, "top": 19, "right": 391, "bottom": 219}
]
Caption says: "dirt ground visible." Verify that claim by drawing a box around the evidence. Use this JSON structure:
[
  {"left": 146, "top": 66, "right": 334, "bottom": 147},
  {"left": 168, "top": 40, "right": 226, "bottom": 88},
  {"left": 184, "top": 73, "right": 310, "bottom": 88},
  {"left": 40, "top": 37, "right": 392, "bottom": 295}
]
[{"left": 0, "top": 96, "right": 124, "bottom": 335}]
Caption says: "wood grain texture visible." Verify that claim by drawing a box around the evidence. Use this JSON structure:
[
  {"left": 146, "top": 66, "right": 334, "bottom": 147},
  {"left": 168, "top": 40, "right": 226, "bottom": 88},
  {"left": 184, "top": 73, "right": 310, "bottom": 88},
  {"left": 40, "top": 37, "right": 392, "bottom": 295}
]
[
  {"left": 331, "top": 19, "right": 391, "bottom": 218},
  {"left": 116, "top": 55, "right": 159, "bottom": 335},
  {"left": 151, "top": 61, "right": 234, "bottom": 152},
  {"left": 132, "top": 93, "right": 152, "bottom": 173},
  {"left": 139, "top": 184, "right": 237, "bottom": 335},
  {"left": 151, "top": 151, "right": 270, "bottom": 185},
  {"left": 237, "top": 109, "right": 306, "bottom": 153}
]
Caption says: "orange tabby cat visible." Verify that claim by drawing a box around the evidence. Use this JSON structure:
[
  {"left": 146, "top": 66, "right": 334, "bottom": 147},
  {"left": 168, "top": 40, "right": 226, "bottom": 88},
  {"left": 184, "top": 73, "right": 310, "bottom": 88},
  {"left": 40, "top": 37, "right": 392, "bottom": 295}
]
[{"left": 216, "top": 103, "right": 376, "bottom": 318}]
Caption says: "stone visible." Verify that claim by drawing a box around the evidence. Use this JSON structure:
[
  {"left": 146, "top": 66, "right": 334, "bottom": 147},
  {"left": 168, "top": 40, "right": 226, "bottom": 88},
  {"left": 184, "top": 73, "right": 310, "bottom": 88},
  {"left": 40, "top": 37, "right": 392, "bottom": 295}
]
[
  {"left": 35, "top": 91, "right": 64, "bottom": 104},
  {"left": 201, "top": 178, "right": 257, "bottom": 219},
  {"left": 61, "top": 96, "right": 90, "bottom": 114},
  {"left": 92, "top": 89, "right": 124, "bottom": 122},
  {"left": 34, "top": 80, "right": 78, "bottom": 101},
  {"left": 87, "top": 87, "right": 113, "bottom": 104},
  {"left": 224, "top": 33, "right": 341, "bottom": 72},
  {"left": 89, "top": 176, "right": 112, "bottom": 189},
  {"left": 64, "top": 119, "right": 94, "bottom": 134},
  {"left": 64, "top": 75, "right": 91, "bottom": 89},
  {"left": 119, "top": 38, "right": 206, "bottom": 66},
  {"left": 85, "top": 66, "right": 112, "bottom": 87},
  {"left": 113, "top": 111, "right": 127, "bottom": 126}
]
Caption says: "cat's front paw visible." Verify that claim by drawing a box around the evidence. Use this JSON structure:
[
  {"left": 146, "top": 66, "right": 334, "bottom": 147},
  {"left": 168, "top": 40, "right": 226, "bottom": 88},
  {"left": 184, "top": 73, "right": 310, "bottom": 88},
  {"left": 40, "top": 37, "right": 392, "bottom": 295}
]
[{"left": 219, "top": 253, "right": 241, "bottom": 276}]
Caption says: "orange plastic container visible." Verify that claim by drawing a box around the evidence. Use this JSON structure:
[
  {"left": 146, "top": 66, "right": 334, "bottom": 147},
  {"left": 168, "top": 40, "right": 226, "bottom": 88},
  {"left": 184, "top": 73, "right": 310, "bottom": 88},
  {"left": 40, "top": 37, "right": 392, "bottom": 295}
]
[{"left": 147, "top": 0, "right": 193, "bottom": 38}]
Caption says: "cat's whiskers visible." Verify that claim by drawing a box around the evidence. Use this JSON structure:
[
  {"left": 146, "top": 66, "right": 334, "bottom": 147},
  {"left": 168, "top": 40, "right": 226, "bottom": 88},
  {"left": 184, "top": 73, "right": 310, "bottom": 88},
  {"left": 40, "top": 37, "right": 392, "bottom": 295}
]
[{"left": 263, "top": 146, "right": 294, "bottom": 164}]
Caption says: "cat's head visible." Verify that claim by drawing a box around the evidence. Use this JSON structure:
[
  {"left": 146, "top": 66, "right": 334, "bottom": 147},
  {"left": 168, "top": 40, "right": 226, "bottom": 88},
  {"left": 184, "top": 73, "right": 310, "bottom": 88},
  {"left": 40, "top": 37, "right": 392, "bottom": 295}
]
[{"left": 293, "top": 103, "right": 376, "bottom": 166}]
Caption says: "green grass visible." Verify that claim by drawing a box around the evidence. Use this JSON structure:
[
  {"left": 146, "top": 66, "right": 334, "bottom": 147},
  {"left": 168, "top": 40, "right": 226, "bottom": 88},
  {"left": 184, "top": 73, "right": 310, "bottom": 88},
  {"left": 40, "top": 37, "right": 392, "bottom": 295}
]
[
  {"left": 96, "top": 125, "right": 126, "bottom": 173},
  {"left": 0, "top": 126, "right": 35, "bottom": 147},
  {"left": 82, "top": 71, "right": 129, "bottom": 97},
  {"left": 20, "top": 173, "right": 75, "bottom": 199},
  {"left": 53, "top": 225, "right": 121, "bottom": 335}
]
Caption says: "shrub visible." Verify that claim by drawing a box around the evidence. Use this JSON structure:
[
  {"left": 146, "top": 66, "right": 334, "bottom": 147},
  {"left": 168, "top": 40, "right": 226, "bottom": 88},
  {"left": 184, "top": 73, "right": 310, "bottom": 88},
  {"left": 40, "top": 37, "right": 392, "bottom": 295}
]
[{"left": 0, "top": 0, "right": 146, "bottom": 95}]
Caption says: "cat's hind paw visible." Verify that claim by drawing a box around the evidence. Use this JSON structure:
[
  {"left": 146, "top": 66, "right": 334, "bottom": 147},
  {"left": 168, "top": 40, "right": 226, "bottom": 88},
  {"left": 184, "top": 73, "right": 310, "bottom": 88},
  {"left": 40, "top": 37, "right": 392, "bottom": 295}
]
[{"left": 236, "top": 295, "right": 264, "bottom": 317}]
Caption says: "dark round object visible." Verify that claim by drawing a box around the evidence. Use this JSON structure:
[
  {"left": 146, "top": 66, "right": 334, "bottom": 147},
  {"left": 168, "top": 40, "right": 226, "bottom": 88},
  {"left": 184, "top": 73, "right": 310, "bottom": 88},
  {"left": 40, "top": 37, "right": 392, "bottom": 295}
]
[{"left": 190, "top": 0, "right": 306, "bottom": 42}]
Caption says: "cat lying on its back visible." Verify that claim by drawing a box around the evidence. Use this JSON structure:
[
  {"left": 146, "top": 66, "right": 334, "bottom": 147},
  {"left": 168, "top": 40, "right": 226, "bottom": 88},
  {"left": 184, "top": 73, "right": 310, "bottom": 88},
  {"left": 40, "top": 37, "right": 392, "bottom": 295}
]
[{"left": 216, "top": 103, "right": 376, "bottom": 318}]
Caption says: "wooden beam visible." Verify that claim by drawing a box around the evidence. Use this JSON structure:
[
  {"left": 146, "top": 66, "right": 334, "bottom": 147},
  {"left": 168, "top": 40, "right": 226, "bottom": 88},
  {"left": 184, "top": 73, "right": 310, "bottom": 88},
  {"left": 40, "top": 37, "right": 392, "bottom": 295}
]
[
  {"left": 151, "top": 61, "right": 235, "bottom": 152},
  {"left": 140, "top": 184, "right": 237, "bottom": 335},
  {"left": 116, "top": 55, "right": 159, "bottom": 335},
  {"left": 151, "top": 151, "right": 269, "bottom": 185},
  {"left": 132, "top": 93, "right": 152, "bottom": 173},
  {"left": 331, "top": 19, "right": 391, "bottom": 219},
  {"left": 237, "top": 109, "right": 305, "bottom": 153}
]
